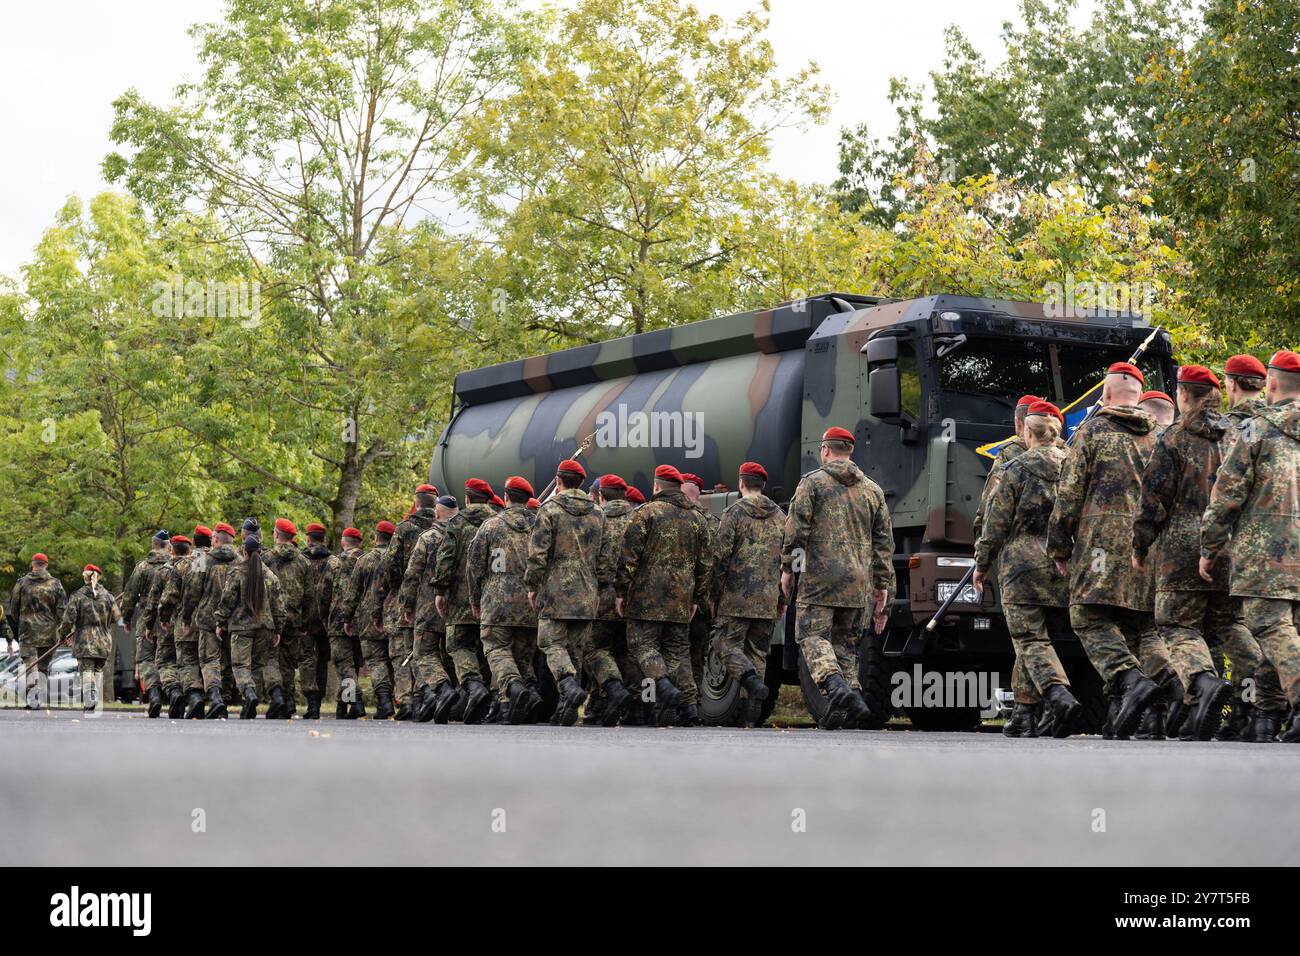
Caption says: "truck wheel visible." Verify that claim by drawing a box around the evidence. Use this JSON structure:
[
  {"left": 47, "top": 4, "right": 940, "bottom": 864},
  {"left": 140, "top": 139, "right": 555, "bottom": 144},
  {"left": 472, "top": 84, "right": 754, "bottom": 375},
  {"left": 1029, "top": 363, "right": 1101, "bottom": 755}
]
[
  {"left": 796, "top": 628, "right": 890, "bottom": 729},
  {"left": 904, "top": 705, "right": 982, "bottom": 731},
  {"left": 699, "top": 640, "right": 742, "bottom": 726}
]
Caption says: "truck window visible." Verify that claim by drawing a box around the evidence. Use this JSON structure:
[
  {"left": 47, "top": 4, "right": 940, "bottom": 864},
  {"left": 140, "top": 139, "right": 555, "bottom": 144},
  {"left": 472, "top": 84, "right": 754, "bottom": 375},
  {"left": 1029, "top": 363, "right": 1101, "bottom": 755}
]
[
  {"left": 1055, "top": 343, "right": 1168, "bottom": 401},
  {"left": 937, "top": 338, "right": 1054, "bottom": 423}
]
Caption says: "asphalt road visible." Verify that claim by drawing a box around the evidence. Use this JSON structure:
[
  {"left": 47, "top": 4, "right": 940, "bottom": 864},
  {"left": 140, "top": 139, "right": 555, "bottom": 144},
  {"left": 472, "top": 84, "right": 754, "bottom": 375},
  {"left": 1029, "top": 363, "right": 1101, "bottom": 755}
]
[{"left": 1, "top": 708, "right": 1295, "bottom": 866}]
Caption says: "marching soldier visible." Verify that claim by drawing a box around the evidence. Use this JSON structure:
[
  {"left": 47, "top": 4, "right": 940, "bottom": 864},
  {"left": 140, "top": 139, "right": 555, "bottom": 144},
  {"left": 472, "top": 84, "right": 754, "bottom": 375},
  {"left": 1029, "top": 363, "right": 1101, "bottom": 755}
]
[
  {"left": 974, "top": 402, "right": 1081, "bottom": 737},
  {"left": 299, "top": 523, "right": 334, "bottom": 719},
  {"left": 323, "top": 527, "right": 366, "bottom": 719},
  {"left": 143, "top": 536, "right": 185, "bottom": 717},
  {"left": 185, "top": 522, "right": 241, "bottom": 719},
  {"left": 681, "top": 472, "right": 719, "bottom": 723},
  {"left": 711, "top": 462, "right": 786, "bottom": 727},
  {"left": 617, "top": 464, "right": 712, "bottom": 726},
  {"left": 7, "top": 553, "right": 68, "bottom": 708},
  {"left": 972, "top": 395, "right": 1040, "bottom": 541},
  {"left": 781, "top": 427, "right": 893, "bottom": 730},
  {"left": 590, "top": 474, "right": 645, "bottom": 725},
  {"left": 375, "top": 484, "right": 439, "bottom": 720},
  {"left": 1047, "top": 362, "right": 1177, "bottom": 739},
  {"left": 401, "top": 495, "right": 459, "bottom": 723},
  {"left": 215, "top": 535, "right": 289, "bottom": 719},
  {"left": 119, "top": 530, "right": 170, "bottom": 717},
  {"left": 1132, "top": 365, "right": 1234, "bottom": 740},
  {"left": 434, "top": 480, "right": 496, "bottom": 723},
  {"left": 340, "top": 522, "right": 397, "bottom": 718},
  {"left": 59, "top": 565, "right": 126, "bottom": 713},
  {"left": 261, "top": 518, "right": 314, "bottom": 718},
  {"left": 153, "top": 533, "right": 209, "bottom": 718},
  {"left": 525, "top": 460, "right": 614, "bottom": 726},
  {"left": 1201, "top": 350, "right": 1300, "bottom": 742}
]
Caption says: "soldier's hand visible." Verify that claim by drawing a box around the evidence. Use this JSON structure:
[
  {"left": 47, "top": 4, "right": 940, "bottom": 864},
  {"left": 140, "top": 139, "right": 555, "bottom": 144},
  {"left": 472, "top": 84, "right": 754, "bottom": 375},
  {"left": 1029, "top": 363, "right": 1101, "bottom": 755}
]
[
  {"left": 873, "top": 608, "right": 887, "bottom": 635},
  {"left": 690, "top": 603, "right": 699, "bottom": 621},
  {"left": 402, "top": 611, "right": 413, "bottom": 627},
  {"left": 344, "top": 623, "right": 352, "bottom": 636},
  {"left": 615, "top": 597, "right": 624, "bottom": 619},
  {"left": 215, "top": 627, "right": 224, "bottom": 640},
  {"left": 873, "top": 588, "right": 889, "bottom": 616},
  {"left": 471, "top": 605, "right": 480, "bottom": 620},
  {"left": 1053, "top": 559, "right": 1069, "bottom": 577},
  {"left": 1198, "top": 556, "right": 1216, "bottom": 583},
  {"left": 1130, "top": 554, "right": 1144, "bottom": 571},
  {"left": 435, "top": 596, "right": 447, "bottom": 617},
  {"left": 63, "top": 636, "right": 72, "bottom": 646},
  {"left": 971, "top": 570, "right": 987, "bottom": 596},
  {"left": 527, "top": 591, "right": 537, "bottom": 610},
  {"left": 781, "top": 571, "right": 793, "bottom": 600},
  {"left": 273, "top": 633, "right": 282, "bottom": 648},
  {"left": 182, "top": 623, "right": 192, "bottom": 638}
]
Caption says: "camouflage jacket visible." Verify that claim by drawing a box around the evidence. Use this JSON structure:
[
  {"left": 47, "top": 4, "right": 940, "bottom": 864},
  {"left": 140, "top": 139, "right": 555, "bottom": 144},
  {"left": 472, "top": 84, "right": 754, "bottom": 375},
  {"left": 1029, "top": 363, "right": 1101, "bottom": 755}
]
[
  {"left": 154, "top": 548, "right": 209, "bottom": 638},
  {"left": 712, "top": 493, "right": 786, "bottom": 620},
  {"left": 1046, "top": 405, "right": 1158, "bottom": 609},
  {"left": 140, "top": 557, "right": 178, "bottom": 634},
  {"left": 1221, "top": 397, "right": 1268, "bottom": 459},
  {"left": 119, "top": 550, "right": 168, "bottom": 628},
  {"left": 60, "top": 585, "right": 122, "bottom": 660},
  {"left": 184, "top": 545, "right": 240, "bottom": 633},
  {"left": 975, "top": 445, "right": 1069, "bottom": 607},
  {"left": 400, "top": 523, "right": 447, "bottom": 634},
  {"left": 339, "top": 547, "right": 385, "bottom": 640},
  {"left": 6, "top": 568, "right": 68, "bottom": 646},
  {"left": 322, "top": 549, "right": 360, "bottom": 635},
  {"left": 1202, "top": 397, "right": 1300, "bottom": 601},
  {"left": 525, "top": 490, "right": 603, "bottom": 620},
  {"left": 432, "top": 504, "right": 494, "bottom": 626},
  {"left": 467, "top": 506, "right": 538, "bottom": 627},
  {"left": 617, "top": 489, "right": 712, "bottom": 623},
  {"left": 376, "top": 507, "right": 436, "bottom": 606},
  {"left": 972, "top": 435, "right": 1027, "bottom": 541},
  {"left": 215, "top": 561, "right": 286, "bottom": 634},
  {"left": 300, "top": 542, "right": 334, "bottom": 634},
  {"left": 261, "top": 542, "right": 314, "bottom": 633},
  {"left": 781, "top": 459, "right": 894, "bottom": 609},
  {"left": 1133, "top": 408, "right": 1230, "bottom": 592},
  {"left": 595, "top": 499, "right": 636, "bottom": 621}
]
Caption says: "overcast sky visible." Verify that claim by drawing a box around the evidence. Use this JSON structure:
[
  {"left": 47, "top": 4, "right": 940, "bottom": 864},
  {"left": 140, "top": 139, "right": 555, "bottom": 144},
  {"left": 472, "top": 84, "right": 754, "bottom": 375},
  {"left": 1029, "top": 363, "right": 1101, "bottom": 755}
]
[{"left": 0, "top": 0, "right": 1094, "bottom": 276}]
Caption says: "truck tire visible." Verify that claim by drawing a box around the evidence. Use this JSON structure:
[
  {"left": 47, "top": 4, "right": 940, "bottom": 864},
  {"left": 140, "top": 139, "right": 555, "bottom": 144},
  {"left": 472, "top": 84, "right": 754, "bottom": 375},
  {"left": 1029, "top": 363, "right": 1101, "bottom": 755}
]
[
  {"left": 796, "top": 628, "right": 891, "bottom": 729},
  {"left": 699, "top": 639, "right": 742, "bottom": 726}
]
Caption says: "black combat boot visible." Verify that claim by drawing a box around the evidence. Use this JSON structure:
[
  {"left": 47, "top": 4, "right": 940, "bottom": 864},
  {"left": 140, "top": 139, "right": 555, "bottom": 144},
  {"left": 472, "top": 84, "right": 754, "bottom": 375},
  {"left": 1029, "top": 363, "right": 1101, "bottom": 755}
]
[
  {"left": 461, "top": 678, "right": 493, "bottom": 725},
  {"left": 1165, "top": 697, "right": 1187, "bottom": 738},
  {"left": 582, "top": 693, "right": 606, "bottom": 726},
  {"left": 1251, "top": 710, "right": 1281, "bottom": 742},
  {"left": 1216, "top": 699, "right": 1250, "bottom": 741},
  {"left": 303, "top": 692, "right": 322, "bottom": 720},
  {"left": 335, "top": 699, "right": 350, "bottom": 720},
  {"left": 1134, "top": 706, "right": 1166, "bottom": 740},
  {"left": 83, "top": 680, "right": 98, "bottom": 714},
  {"left": 676, "top": 703, "right": 701, "bottom": 727},
  {"left": 373, "top": 686, "right": 395, "bottom": 720},
  {"left": 167, "top": 687, "right": 186, "bottom": 719},
  {"left": 239, "top": 686, "right": 258, "bottom": 720},
  {"left": 431, "top": 681, "right": 458, "bottom": 724},
  {"left": 485, "top": 696, "right": 502, "bottom": 724},
  {"left": 1112, "top": 667, "right": 1158, "bottom": 739},
  {"left": 554, "top": 676, "right": 588, "bottom": 727},
  {"left": 1280, "top": 705, "right": 1300, "bottom": 744},
  {"left": 147, "top": 685, "right": 163, "bottom": 719},
  {"left": 506, "top": 679, "right": 542, "bottom": 726},
  {"left": 184, "top": 688, "right": 206, "bottom": 719},
  {"left": 267, "top": 686, "right": 291, "bottom": 719},
  {"left": 349, "top": 697, "right": 366, "bottom": 719},
  {"left": 1035, "top": 702, "right": 1056, "bottom": 737},
  {"left": 740, "top": 670, "right": 769, "bottom": 728},
  {"left": 1188, "top": 671, "right": 1233, "bottom": 741},
  {"left": 822, "top": 674, "right": 869, "bottom": 728},
  {"left": 1237, "top": 706, "right": 1258, "bottom": 742},
  {"left": 1025, "top": 703, "right": 1041, "bottom": 738},
  {"left": 394, "top": 699, "right": 412, "bottom": 721},
  {"left": 1043, "top": 684, "right": 1081, "bottom": 739},
  {"left": 205, "top": 685, "right": 228, "bottom": 720},
  {"left": 1002, "top": 702, "right": 1036, "bottom": 738},
  {"left": 411, "top": 684, "right": 434, "bottom": 723},
  {"left": 600, "top": 678, "right": 631, "bottom": 727},
  {"left": 281, "top": 688, "right": 297, "bottom": 719},
  {"left": 653, "top": 676, "right": 681, "bottom": 726}
]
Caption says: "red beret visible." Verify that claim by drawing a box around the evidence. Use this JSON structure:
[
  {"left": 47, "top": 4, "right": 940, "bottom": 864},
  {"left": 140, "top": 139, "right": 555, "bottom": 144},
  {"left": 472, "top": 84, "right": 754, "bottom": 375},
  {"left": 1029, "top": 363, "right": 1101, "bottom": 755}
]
[
  {"left": 1139, "top": 391, "right": 1173, "bottom": 405},
  {"left": 31, "top": 553, "right": 48, "bottom": 563},
  {"left": 679, "top": 472, "right": 703, "bottom": 487},
  {"left": 598, "top": 474, "right": 628, "bottom": 490},
  {"left": 84, "top": 564, "right": 102, "bottom": 575},
  {"left": 193, "top": 525, "right": 213, "bottom": 538},
  {"left": 822, "top": 426, "right": 855, "bottom": 444},
  {"left": 1224, "top": 354, "right": 1267, "bottom": 378},
  {"left": 654, "top": 464, "right": 683, "bottom": 483},
  {"left": 465, "top": 477, "right": 493, "bottom": 496},
  {"left": 1026, "top": 400, "right": 1064, "bottom": 425},
  {"left": 557, "top": 458, "right": 586, "bottom": 479},
  {"left": 376, "top": 521, "right": 397, "bottom": 536},
  {"left": 274, "top": 517, "right": 297, "bottom": 537},
  {"left": 505, "top": 475, "right": 534, "bottom": 495},
  {"left": 527, "top": 497, "right": 540, "bottom": 510},
  {"left": 415, "top": 483, "right": 438, "bottom": 494},
  {"left": 739, "top": 461, "right": 768, "bottom": 481},
  {"left": 305, "top": 522, "right": 327, "bottom": 535},
  {"left": 626, "top": 487, "right": 646, "bottom": 504},
  {"left": 1176, "top": 365, "right": 1220, "bottom": 388},
  {"left": 170, "top": 535, "right": 191, "bottom": 546},
  {"left": 1016, "top": 394, "right": 1043, "bottom": 408},
  {"left": 490, "top": 494, "right": 504, "bottom": 508},
  {"left": 1268, "top": 350, "right": 1300, "bottom": 373},
  {"left": 1107, "top": 362, "right": 1145, "bottom": 385},
  {"left": 342, "top": 527, "right": 362, "bottom": 540},
  {"left": 214, "top": 522, "right": 236, "bottom": 537}
]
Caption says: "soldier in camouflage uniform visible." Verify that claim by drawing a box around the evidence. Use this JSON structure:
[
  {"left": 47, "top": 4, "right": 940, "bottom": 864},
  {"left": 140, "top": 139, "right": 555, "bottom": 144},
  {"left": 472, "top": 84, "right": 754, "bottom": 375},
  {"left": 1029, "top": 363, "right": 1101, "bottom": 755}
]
[
  {"left": 974, "top": 402, "right": 1082, "bottom": 738},
  {"left": 468, "top": 477, "right": 545, "bottom": 724},
  {"left": 617, "top": 464, "right": 713, "bottom": 726},
  {"left": 1046, "top": 363, "right": 1177, "bottom": 739},
  {"left": 153, "top": 533, "right": 209, "bottom": 719},
  {"left": 143, "top": 538, "right": 185, "bottom": 717},
  {"left": 340, "top": 522, "right": 396, "bottom": 717},
  {"left": 299, "top": 523, "right": 334, "bottom": 720},
  {"left": 261, "top": 518, "right": 314, "bottom": 718},
  {"left": 400, "top": 496, "right": 460, "bottom": 723},
  {"left": 215, "top": 535, "right": 289, "bottom": 719},
  {"left": 434, "top": 481, "right": 496, "bottom": 723},
  {"left": 781, "top": 427, "right": 893, "bottom": 730},
  {"left": 375, "top": 485, "right": 439, "bottom": 720},
  {"left": 7, "top": 554, "right": 68, "bottom": 708},
  {"left": 323, "top": 526, "right": 366, "bottom": 719},
  {"left": 710, "top": 462, "right": 785, "bottom": 727},
  {"left": 119, "top": 531, "right": 170, "bottom": 717},
  {"left": 590, "top": 475, "right": 646, "bottom": 726},
  {"left": 972, "top": 395, "right": 1038, "bottom": 542},
  {"left": 1201, "top": 350, "right": 1300, "bottom": 743},
  {"left": 1139, "top": 390, "right": 1176, "bottom": 432},
  {"left": 681, "top": 472, "right": 720, "bottom": 725},
  {"left": 526, "top": 460, "right": 613, "bottom": 726},
  {"left": 1132, "top": 366, "right": 1235, "bottom": 740},
  {"left": 59, "top": 565, "right": 125, "bottom": 713},
  {"left": 185, "top": 522, "right": 241, "bottom": 719}
]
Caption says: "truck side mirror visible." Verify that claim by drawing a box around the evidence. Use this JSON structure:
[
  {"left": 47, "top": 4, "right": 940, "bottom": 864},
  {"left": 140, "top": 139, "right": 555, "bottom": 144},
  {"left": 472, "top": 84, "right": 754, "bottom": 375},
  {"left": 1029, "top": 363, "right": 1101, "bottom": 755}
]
[
  {"left": 869, "top": 365, "right": 902, "bottom": 421},
  {"left": 864, "top": 337, "right": 898, "bottom": 364}
]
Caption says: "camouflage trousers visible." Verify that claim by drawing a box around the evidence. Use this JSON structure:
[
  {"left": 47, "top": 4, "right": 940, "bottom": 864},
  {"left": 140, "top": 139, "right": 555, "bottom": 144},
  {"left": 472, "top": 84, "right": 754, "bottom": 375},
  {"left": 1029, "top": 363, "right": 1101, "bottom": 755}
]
[
  {"left": 156, "top": 626, "right": 179, "bottom": 692},
  {"left": 387, "top": 626, "right": 415, "bottom": 704},
  {"left": 795, "top": 603, "right": 865, "bottom": 691},
  {"left": 134, "top": 623, "right": 159, "bottom": 692},
  {"left": 19, "top": 640, "right": 54, "bottom": 706},
  {"left": 199, "top": 628, "right": 235, "bottom": 698},
  {"left": 626, "top": 619, "right": 693, "bottom": 698},
  {"left": 446, "top": 623, "right": 484, "bottom": 684},
  {"left": 536, "top": 618, "right": 584, "bottom": 683},
  {"left": 361, "top": 637, "right": 392, "bottom": 695},
  {"left": 176, "top": 637, "right": 202, "bottom": 692},
  {"left": 592, "top": 619, "right": 644, "bottom": 694},
  {"left": 412, "top": 627, "right": 453, "bottom": 691},
  {"left": 482, "top": 625, "right": 539, "bottom": 702},
  {"left": 1069, "top": 604, "right": 1175, "bottom": 695},
  {"left": 298, "top": 628, "right": 329, "bottom": 697},
  {"left": 688, "top": 611, "right": 713, "bottom": 702},
  {"left": 1208, "top": 597, "right": 1267, "bottom": 707},
  {"left": 1003, "top": 604, "right": 1069, "bottom": 704},
  {"left": 1241, "top": 598, "right": 1300, "bottom": 711},
  {"left": 77, "top": 657, "right": 105, "bottom": 710},
  {"left": 712, "top": 616, "right": 773, "bottom": 682},
  {"left": 572, "top": 619, "right": 620, "bottom": 689},
  {"left": 231, "top": 627, "right": 281, "bottom": 696},
  {"left": 329, "top": 633, "right": 363, "bottom": 703},
  {"left": 276, "top": 626, "right": 303, "bottom": 699},
  {"left": 1155, "top": 590, "right": 1232, "bottom": 697}
]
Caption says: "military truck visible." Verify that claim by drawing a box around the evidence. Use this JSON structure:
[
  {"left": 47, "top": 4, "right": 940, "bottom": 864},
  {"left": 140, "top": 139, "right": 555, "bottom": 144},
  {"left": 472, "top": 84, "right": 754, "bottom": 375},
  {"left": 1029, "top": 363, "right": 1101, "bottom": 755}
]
[{"left": 430, "top": 293, "right": 1174, "bottom": 730}]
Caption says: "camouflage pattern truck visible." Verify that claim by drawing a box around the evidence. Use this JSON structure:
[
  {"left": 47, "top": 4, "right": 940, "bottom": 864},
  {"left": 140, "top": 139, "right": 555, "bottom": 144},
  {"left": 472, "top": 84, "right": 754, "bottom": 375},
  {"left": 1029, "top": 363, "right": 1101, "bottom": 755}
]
[{"left": 431, "top": 293, "right": 1174, "bottom": 730}]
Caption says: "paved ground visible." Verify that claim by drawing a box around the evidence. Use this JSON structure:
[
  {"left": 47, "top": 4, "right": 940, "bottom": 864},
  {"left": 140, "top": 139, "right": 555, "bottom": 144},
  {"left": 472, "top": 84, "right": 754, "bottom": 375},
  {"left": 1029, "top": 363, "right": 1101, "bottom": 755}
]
[{"left": 0, "top": 708, "right": 1295, "bottom": 866}]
